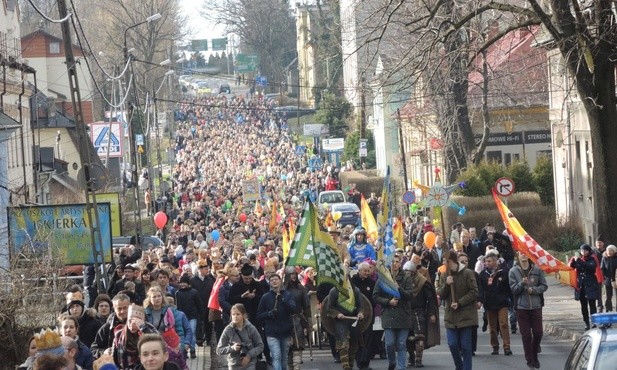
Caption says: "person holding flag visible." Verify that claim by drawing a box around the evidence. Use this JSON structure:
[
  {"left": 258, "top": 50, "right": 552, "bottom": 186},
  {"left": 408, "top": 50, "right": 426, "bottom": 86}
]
[
  {"left": 326, "top": 275, "right": 366, "bottom": 370},
  {"left": 373, "top": 255, "right": 413, "bottom": 370}
]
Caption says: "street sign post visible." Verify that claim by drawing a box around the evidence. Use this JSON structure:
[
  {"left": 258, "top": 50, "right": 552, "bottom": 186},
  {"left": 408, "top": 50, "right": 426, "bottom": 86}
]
[{"left": 495, "top": 177, "right": 515, "bottom": 197}]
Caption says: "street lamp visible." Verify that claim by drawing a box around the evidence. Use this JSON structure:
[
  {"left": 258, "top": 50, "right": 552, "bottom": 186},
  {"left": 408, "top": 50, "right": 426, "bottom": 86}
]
[{"left": 123, "top": 13, "right": 162, "bottom": 63}]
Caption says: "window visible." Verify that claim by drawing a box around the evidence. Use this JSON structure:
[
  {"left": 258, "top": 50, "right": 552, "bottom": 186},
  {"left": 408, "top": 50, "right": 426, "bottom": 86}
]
[
  {"left": 49, "top": 42, "right": 60, "bottom": 54},
  {"left": 486, "top": 151, "right": 502, "bottom": 164},
  {"left": 504, "top": 153, "right": 512, "bottom": 166}
]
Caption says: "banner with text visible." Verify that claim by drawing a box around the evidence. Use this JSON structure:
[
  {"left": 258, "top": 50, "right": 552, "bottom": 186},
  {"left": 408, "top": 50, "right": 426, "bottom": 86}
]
[{"left": 8, "top": 203, "right": 113, "bottom": 265}]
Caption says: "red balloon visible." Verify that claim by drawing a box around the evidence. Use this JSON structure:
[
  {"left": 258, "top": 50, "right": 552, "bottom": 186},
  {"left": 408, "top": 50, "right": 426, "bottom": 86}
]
[
  {"left": 239, "top": 213, "right": 247, "bottom": 223},
  {"left": 153, "top": 211, "right": 168, "bottom": 229}
]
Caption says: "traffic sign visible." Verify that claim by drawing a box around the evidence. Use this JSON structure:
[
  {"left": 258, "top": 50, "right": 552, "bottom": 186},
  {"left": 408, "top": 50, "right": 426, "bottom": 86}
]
[
  {"left": 137, "top": 145, "right": 144, "bottom": 154},
  {"left": 359, "top": 139, "right": 368, "bottom": 157},
  {"left": 135, "top": 134, "right": 144, "bottom": 146},
  {"left": 402, "top": 191, "right": 415, "bottom": 205},
  {"left": 495, "top": 177, "right": 515, "bottom": 197},
  {"left": 212, "top": 38, "right": 228, "bottom": 51},
  {"left": 191, "top": 39, "right": 208, "bottom": 51}
]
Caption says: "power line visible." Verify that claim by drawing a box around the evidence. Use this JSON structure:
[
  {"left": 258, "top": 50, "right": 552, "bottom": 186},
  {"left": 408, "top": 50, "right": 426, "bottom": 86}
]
[{"left": 26, "top": 0, "right": 72, "bottom": 23}]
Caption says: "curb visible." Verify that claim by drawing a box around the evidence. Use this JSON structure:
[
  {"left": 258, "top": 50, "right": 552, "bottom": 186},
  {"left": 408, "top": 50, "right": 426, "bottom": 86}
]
[{"left": 543, "top": 322, "right": 582, "bottom": 341}]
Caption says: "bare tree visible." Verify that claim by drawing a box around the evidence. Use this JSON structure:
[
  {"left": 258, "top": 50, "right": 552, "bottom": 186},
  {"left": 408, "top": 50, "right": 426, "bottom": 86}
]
[{"left": 201, "top": 0, "right": 297, "bottom": 89}]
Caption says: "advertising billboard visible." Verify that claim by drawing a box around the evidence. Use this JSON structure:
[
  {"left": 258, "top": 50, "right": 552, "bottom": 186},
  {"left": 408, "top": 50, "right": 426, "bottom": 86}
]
[
  {"left": 96, "top": 193, "right": 122, "bottom": 236},
  {"left": 8, "top": 203, "right": 113, "bottom": 265}
]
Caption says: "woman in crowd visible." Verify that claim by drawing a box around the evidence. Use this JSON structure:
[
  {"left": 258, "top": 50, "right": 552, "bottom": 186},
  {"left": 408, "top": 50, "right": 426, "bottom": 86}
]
[
  {"left": 93, "top": 294, "right": 113, "bottom": 322},
  {"left": 57, "top": 314, "right": 94, "bottom": 370},
  {"left": 569, "top": 244, "right": 601, "bottom": 330},
  {"left": 17, "top": 336, "right": 37, "bottom": 370},
  {"left": 216, "top": 303, "right": 264, "bottom": 370}
]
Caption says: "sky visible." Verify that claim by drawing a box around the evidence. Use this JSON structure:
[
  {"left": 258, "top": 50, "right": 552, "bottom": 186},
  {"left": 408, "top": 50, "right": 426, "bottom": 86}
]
[{"left": 180, "top": 0, "right": 226, "bottom": 41}]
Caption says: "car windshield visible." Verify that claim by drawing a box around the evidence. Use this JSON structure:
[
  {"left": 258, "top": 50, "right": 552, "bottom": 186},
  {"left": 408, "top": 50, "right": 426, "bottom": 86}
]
[
  {"left": 595, "top": 341, "right": 617, "bottom": 368},
  {"left": 322, "top": 193, "right": 345, "bottom": 203}
]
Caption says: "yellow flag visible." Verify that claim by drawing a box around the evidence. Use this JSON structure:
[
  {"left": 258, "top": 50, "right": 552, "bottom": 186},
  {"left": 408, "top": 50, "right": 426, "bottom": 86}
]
[
  {"left": 394, "top": 217, "right": 405, "bottom": 249},
  {"left": 360, "top": 194, "right": 378, "bottom": 241}
]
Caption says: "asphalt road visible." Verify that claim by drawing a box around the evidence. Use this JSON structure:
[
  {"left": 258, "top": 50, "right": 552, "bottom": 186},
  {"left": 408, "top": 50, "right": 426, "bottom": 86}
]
[{"left": 295, "top": 325, "right": 574, "bottom": 370}]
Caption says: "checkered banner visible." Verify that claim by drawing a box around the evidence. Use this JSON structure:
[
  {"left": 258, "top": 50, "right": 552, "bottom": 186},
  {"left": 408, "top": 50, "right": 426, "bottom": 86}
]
[
  {"left": 492, "top": 188, "right": 573, "bottom": 274},
  {"left": 286, "top": 201, "right": 347, "bottom": 295}
]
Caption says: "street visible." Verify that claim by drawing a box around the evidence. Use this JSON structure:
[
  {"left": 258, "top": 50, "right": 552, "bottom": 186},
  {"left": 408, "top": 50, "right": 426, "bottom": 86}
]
[{"left": 293, "top": 327, "right": 573, "bottom": 370}]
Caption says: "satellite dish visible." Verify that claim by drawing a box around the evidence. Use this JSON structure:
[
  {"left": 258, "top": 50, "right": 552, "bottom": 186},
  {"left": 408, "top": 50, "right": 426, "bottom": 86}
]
[{"left": 77, "top": 163, "right": 108, "bottom": 191}]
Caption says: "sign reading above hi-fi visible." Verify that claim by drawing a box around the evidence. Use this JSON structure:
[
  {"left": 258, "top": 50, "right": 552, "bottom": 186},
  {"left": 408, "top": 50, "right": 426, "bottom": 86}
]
[{"left": 90, "top": 122, "right": 123, "bottom": 158}]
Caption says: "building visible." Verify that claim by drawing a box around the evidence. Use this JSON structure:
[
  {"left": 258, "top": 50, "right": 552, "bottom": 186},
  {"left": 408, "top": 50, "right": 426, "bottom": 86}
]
[
  {"left": 369, "top": 54, "right": 410, "bottom": 179},
  {"left": 546, "top": 49, "right": 595, "bottom": 241},
  {"left": 399, "top": 26, "right": 550, "bottom": 186},
  {"left": 21, "top": 28, "right": 98, "bottom": 203}
]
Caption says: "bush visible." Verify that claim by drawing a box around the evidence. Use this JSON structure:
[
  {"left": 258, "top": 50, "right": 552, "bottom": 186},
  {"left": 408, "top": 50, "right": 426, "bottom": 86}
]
[
  {"left": 506, "top": 160, "right": 535, "bottom": 192},
  {"left": 442, "top": 192, "right": 577, "bottom": 251},
  {"left": 533, "top": 156, "right": 555, "bottom": 205}
]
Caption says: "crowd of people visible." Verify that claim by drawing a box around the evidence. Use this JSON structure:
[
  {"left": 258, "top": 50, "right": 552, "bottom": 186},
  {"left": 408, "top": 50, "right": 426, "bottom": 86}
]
[{"left": 19, "top": 91, "right": 617, "bottom": 370}]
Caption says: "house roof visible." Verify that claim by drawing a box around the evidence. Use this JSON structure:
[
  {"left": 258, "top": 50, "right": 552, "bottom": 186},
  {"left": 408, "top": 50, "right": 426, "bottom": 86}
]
[
  {"left": 467, "top": 26, "right": 548, "bottom": 109},
  {"left": 0, "top": 110, "right": 21, "bottom": 130},
  {"left": 21, "top": 29, "right": 83, "bottom": 51}
]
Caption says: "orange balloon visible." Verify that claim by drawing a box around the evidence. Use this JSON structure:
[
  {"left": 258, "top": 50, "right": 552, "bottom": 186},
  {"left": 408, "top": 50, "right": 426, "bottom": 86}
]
[{"left": 423, "top": 231, "right": 436, "bottom": 249}]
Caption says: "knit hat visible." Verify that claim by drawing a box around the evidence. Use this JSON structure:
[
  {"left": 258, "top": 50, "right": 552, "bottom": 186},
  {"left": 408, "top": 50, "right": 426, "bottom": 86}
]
[
  {"left": 179, "top": 274, "right": 191, "bottom": 285},
  {"left": 607, "top": 245, "right": 617, "bottom": 254},
  {"left": 596, "top": 234, "right": 605, "bottom": 242},
  {"left": 580, "top": 244, "right": 593, "bottom": 253},
  {"left": 236, "top": 263, "right": 251, "bottom": 277},
  {"left": 34, "top": 328, "right": 64, "bottom": 356},
  {"left": 67, "top": 299, "right": 85, "bottom": 313}
]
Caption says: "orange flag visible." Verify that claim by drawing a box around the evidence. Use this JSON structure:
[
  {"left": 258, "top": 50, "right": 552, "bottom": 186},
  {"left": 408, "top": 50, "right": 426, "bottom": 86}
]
[
  {"left": 288, "top": 217, "right": 297, "bottom": 240},
  {"left": 492, "top": 188, "right": 576, "bottom": 287},
  {"left": 393, "top": 217, "right": 405, "bottom": 249},
  {"left": 269, "top": 200, "right": 278, "bottom": 233},
  {"left": 324, "top": 212, "right": 334, "bottom": 228}
]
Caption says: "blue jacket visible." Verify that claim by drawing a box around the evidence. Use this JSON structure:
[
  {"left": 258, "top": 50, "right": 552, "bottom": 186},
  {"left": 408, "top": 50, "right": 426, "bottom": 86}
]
[
  {"left": 218, "top": 280, "right": 233, "bottom": 324},
  {"left": 570, "top": 256, "right": 600, "bottom": 300},
  {"left": 257, "top": 289, "right": 297, "bottom": 339},
  {"left": 76, "top": 339, "right": 94, "bottom": 370}
]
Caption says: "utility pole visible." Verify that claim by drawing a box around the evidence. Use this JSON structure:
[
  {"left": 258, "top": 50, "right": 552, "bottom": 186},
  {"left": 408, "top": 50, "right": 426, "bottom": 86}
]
[
  {"left": 57, "top": 0, "right": 107, "bottom": 290},
  {"left": 397, "top": 108, "right": 409, "bottom": 191}
]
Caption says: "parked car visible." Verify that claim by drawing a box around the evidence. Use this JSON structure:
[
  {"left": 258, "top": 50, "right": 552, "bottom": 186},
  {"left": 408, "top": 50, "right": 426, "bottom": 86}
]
[
  {"left": 219, "top": 83, "right": 231, "bottom": 94},
  {"left": 564, "top": 313, "right": 617, "bottom": 370},
  {"left": 317, "top": 190, "right": 347, "bottom": 207},
  {"left": 330, "top": 202, "right": 361, "bottom": 227},
  {"left": 112, "top": 235, "right": 164, "bottom": 249}
]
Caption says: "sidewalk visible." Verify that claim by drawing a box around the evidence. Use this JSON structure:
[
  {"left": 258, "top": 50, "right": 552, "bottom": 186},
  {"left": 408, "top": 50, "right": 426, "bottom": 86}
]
[{"left": 542, "top": 275, "right": 586, "bottom": 340}]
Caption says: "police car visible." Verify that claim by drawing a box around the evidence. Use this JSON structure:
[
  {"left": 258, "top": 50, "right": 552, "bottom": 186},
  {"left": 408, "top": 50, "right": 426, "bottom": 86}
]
[{"left": 564, "top": 313, "right": 617, "bottom": 369}]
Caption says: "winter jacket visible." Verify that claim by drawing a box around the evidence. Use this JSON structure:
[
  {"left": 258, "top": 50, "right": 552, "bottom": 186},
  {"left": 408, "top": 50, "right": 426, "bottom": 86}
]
[
  {"left": 190, "top": 274, "right": 215, "bottom": 313},
  {"left": 479, "top": 267, "right": 511, "bottom": 310},
  {"left": 91, "top": 313, "right": 126, "bottom": 358},
  {"left": 75, "top": 339, "right": 94, "bottom": 370},
  {"left": 78, "top": 308, "right": 103, "bottom": 348},
  {"left": 601, "top": 255, "right": 617, "bottom": 286},
  {"left": 509, "top": 263, "right": 548, "bottom": 310},
  {"left": 373, "top": 269, "right": 414, "bottom": 329},
  {"left": 175, "top": 286, "right": 203, "bottom": 321},
  {"left": 570, "top": 256, "right": 600, "bottom": 300},
  {"left": 229, "top": 279, "right": 264, "bottom": 323},
  {"left": 216, "top": 321, "right": 264, "bottom": 367},
  {"left": 437, "top": 263, "right": 479, "bottom": 329},
  {"left": 256, "top": 289, "right": 297, "bottom": 339},
  {"left": 218, "top": 280, "right": 233, "bottom": 324}
]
